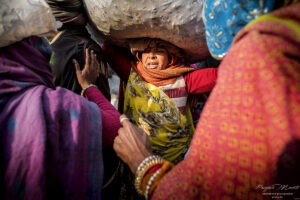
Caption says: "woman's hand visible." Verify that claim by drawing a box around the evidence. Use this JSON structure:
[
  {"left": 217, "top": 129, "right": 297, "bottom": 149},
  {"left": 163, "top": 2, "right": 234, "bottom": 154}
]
[
  {"left": 73, "top": 48, "right": 100, "bottom": 89},
  {"left": 113, "top": 115, "right": 152, "bottom": 173}
]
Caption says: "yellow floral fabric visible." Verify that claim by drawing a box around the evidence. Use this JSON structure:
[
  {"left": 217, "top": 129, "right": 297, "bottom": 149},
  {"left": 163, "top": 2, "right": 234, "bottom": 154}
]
[{"left": 124, "top": 69, "right": 195, "bottom": 164}]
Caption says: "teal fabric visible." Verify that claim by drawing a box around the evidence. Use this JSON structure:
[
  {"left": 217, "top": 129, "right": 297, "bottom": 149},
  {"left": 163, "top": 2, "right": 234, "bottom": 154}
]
[{"left": 203, "top": 0, "right": 276, "bottom": 60}]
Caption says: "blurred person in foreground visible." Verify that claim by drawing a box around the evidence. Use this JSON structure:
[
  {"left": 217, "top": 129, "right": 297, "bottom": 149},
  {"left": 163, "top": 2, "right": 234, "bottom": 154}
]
[
  {"left": 0, "top": 36, "right": 105, "bottom": 200},
  {"left": 0, "top": 1, "right": 120, "bottom": 199},
  {"left": 46, "top": 1, "right": 123, "bottom": 198}
]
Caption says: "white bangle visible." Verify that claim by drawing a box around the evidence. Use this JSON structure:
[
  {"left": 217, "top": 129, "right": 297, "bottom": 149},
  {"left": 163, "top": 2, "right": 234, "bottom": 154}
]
[
  {"left": 134, "top": 155, "right": 164, "bottom": 195},
  {"left": 144, "top": 168, "right": 161, "bottom": 200},
  {"left": 80, "top": 84, "right": 97, "bottom": 96},
  {"left": 135, "top": 155, "right": 161, "bottom": 176}
]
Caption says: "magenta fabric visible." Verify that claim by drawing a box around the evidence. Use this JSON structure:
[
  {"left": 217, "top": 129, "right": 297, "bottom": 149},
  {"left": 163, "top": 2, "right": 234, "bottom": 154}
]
[
  {"left": 84, "top": 86, "right": 121, "bottom": 148},
  {"left": 0, "top": 37, "right": 104, "bottom": 199}
]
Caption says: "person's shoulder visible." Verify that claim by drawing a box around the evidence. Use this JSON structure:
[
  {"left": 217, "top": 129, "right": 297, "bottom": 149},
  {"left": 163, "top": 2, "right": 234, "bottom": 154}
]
[
  {"left": 44, "top": 86, "right": 90, "bottom": 105},
  {"left": 45, "top": 86, "right": 101, "bottom": 115},
  {"left": 30, "top": 86, "right": 101, "bottom": 127}
]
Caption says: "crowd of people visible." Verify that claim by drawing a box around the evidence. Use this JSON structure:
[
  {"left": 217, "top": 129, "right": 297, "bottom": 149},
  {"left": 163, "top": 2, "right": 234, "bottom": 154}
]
[{"left": 1, "top": 0, "right": 299, "bottom": 200}]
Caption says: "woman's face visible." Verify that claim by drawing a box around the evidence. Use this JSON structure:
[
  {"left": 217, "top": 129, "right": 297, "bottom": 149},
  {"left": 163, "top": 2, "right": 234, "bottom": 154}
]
[{"left": 141, "top": 47, "right": 169, "bottom": 70}]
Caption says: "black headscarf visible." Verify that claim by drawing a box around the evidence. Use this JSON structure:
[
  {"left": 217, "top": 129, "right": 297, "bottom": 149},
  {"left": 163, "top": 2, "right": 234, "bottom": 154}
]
[{"left": 50, "top": 28, "right": 111, "bottom": 100}]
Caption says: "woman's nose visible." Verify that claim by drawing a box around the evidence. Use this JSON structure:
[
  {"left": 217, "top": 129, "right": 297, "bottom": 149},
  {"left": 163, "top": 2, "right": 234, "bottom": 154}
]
[{"left": 149, "top": 52, "right": 156, "bottom": 58}]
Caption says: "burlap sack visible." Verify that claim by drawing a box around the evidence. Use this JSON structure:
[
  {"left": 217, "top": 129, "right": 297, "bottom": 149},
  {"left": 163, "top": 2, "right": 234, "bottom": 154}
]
[
  {"left": 83, "top": 0, "right": 209, "bottom": 63},
  {"left": 0, "top": 0, "right": 59, "bottom": 47}
]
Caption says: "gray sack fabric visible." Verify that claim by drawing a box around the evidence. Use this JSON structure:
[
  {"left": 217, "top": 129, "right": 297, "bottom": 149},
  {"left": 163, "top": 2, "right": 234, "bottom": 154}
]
[
  {"left": 0, "top": 0, "right": 58, "bottom": 47},
  {"left": 83, "top": 0, "right": 209, "bottom": 63}
]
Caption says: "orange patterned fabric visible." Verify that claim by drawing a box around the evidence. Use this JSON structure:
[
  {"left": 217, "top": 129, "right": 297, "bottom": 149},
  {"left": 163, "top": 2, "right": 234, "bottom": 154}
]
[{"left": 152, "top": 3, "right": 300, "bottom": 200}]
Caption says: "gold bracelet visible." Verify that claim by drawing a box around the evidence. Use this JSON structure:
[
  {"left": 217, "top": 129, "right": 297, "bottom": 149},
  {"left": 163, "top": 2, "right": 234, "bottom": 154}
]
[
  {"left": 134, "top": 155, "right": 165, "bottom": 195},
  {"left": 80, "top": 84, "right": 97, "bottom": 96}
]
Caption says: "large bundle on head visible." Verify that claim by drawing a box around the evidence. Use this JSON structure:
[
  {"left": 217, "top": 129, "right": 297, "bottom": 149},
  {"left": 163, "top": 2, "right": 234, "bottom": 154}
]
[
  {"left": 0, "top": 0, "right": 59, "bottom": 47},
  {"left": 83, "top": 0, "right": 209, "bottom": 63}
]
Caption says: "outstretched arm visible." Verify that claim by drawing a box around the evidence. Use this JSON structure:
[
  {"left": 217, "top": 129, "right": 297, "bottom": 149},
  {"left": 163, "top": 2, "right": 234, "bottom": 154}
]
[
  {"left": 102, "top": 43, "right": 133, "bottom": 82},
  {"left": 184, "top": 67, "right": 218, "bottom": 94},
  {"left": 73, "top": 49, "right": 121, "bottom": 148}
]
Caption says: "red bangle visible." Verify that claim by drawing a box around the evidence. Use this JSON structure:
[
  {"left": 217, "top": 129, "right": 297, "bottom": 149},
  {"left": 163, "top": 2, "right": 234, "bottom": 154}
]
[{"left": 146, "top": 164, "right": 162, "bottom": 174}]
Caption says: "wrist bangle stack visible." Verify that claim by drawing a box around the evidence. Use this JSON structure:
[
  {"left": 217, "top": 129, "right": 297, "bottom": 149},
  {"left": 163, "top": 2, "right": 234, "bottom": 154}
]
[
  {"left": 145, "top": 168, "right": 161, "bottom": 199},
  {"left": 134, "top": 155, "right": 165, "bottom": 195},
  {"left": 145, "top": 161, "right": 174, "bottom": 199},
  {"left": 80, "top": 84, "right": 97, "bottom": 96}
]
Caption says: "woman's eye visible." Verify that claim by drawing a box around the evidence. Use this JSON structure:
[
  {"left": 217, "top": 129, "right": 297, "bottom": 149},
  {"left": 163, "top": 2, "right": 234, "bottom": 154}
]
[{"left": 142, "top": 48, "right": 167, "bottom": 55}]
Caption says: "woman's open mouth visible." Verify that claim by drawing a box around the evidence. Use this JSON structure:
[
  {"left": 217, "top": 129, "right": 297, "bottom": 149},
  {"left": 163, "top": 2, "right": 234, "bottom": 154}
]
[{"left": 146, "top": 62, "right": 159, "bottom": 69}]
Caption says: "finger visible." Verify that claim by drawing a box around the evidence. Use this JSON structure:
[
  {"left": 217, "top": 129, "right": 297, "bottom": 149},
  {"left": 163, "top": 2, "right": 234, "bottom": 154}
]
[
  {"left": 120, "top": 115, "right": 130, "bottom": 126},
  {"left": 90, "top": 51, "right": 97, "bottom": 71},
  {"left": 85, "top": 48, "right": 90, "bottom": 66},
  {"left": 113, "top": 136, "right": 121, "bottom": 154},
  {"left": 113, "top": 136, "right": 120, "bottom": 146},
  {"left": 91, "top": 50, "right": 96, "bottom": 60},
  {"left": 93, "top": 54, "right": 100, "bottom": 68},
  {"left": 73, "top": 59, "right": 80, "bottom": 72}
]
